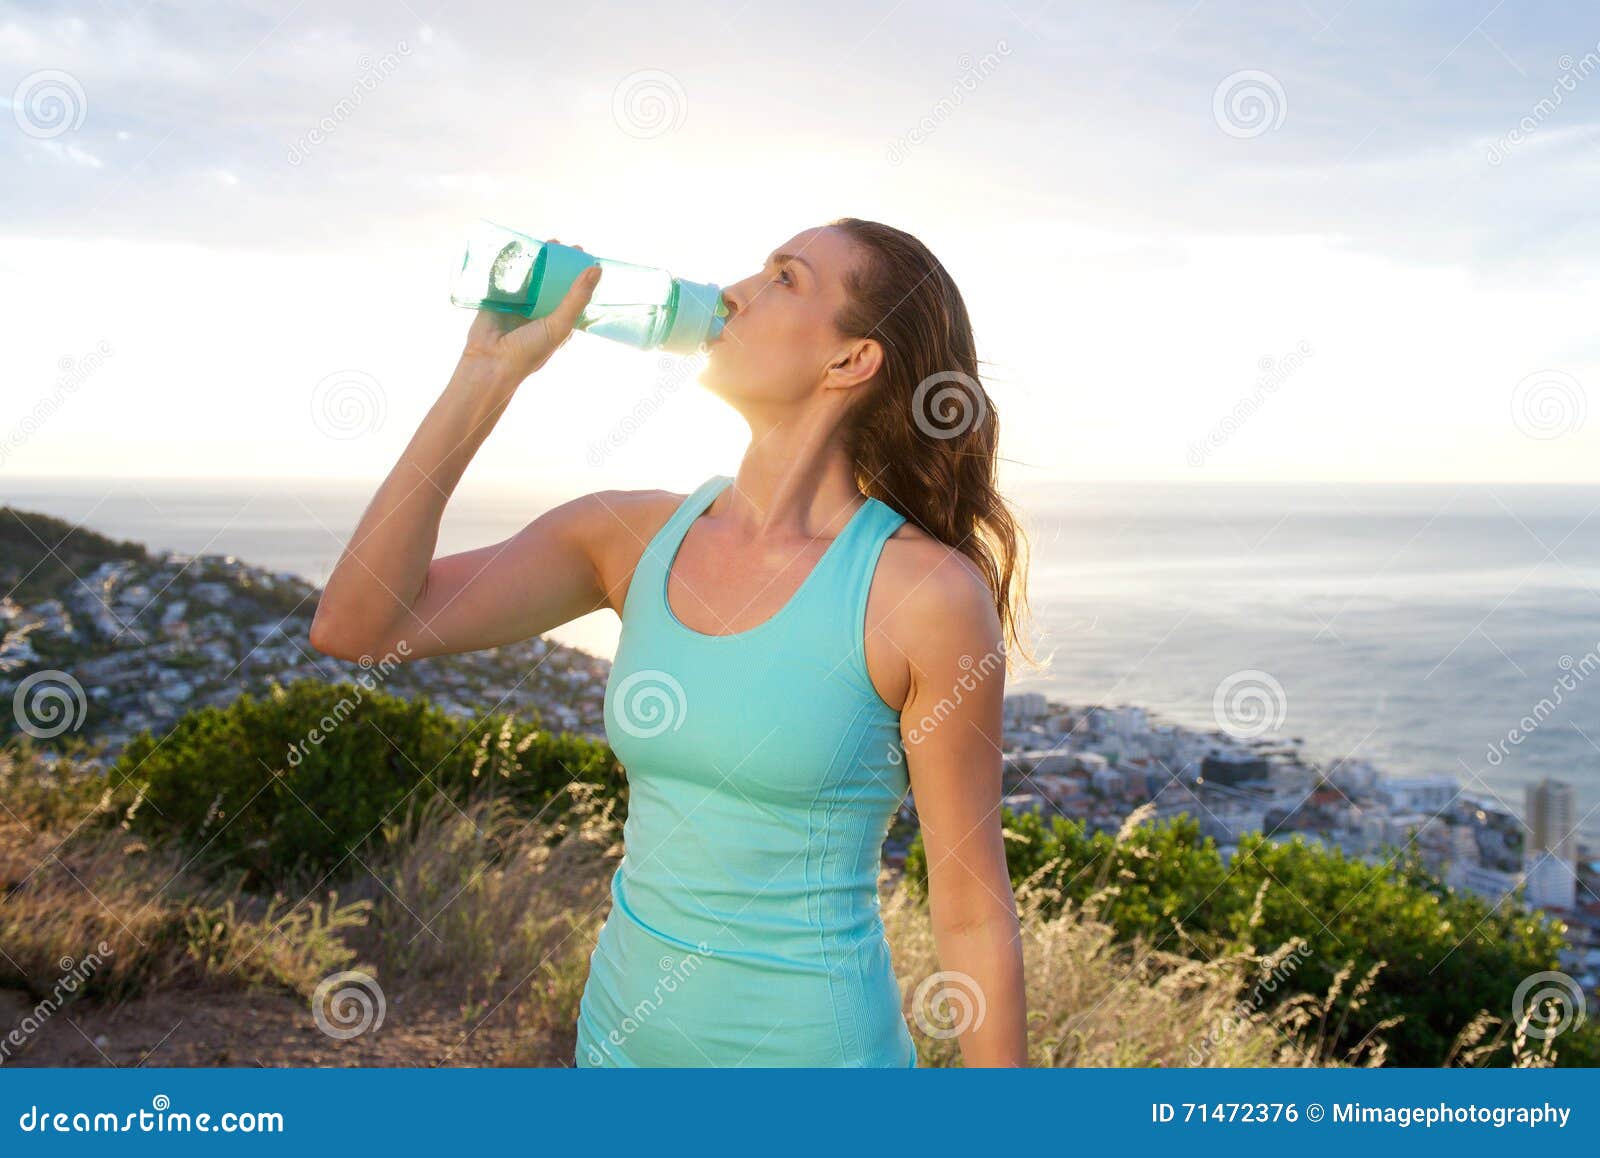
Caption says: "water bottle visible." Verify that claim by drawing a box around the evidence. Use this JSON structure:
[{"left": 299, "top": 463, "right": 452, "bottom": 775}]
[{"left": 449, "top": 220, "right": 728, "bottom": 354}]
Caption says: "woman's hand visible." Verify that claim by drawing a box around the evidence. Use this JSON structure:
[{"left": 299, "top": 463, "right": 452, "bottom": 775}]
[{"left": 455, "top": 239, "right": 603, "bottom": 391}]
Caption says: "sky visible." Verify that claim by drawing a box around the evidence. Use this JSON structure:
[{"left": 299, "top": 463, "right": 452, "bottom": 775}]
[{"left": 2, "top": 0, "right": 1599, "bottom": 494}]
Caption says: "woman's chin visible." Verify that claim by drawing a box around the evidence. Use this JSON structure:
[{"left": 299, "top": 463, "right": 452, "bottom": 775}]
[{"left": 695, "top": 359, "right": 733, "bottom": 396}]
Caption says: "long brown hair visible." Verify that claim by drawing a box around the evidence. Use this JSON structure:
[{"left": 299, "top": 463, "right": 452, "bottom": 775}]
[{"left": 828, "top": 217, "right": 1042, "bottom": 676}]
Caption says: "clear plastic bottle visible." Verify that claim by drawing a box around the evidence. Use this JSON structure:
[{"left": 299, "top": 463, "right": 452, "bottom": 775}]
[{"left": 449, "top": 219, "right": 727, "bottom": 354}]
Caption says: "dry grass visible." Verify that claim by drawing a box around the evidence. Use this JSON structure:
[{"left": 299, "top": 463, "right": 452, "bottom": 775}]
[
  {"left": 341, "top": 782, "right": 622, "bottom": 1065},
  {"left": 882, "top": 807, "right": 1396, "bottom": 1068},
  {"left": 4, "top": 740, "right": 1539, "bottom": 1068},
  {"left": 0, "top": 744, "right": 369, "bottom": 1007},
  {"left": 350, "top": 783, "right": 1402, "bottom": 1067}
]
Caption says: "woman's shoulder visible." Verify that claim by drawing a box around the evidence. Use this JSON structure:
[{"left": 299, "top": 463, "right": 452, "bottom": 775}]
[
  {"left": 569, "top": 484, "right": 692, "bottom": 544},
  {"left": 571, "top": 485, "right": 699, "bottom": 614},
  {"left": 866, "top": 520, "right": 1004, "bottom": 708},
  {"left": 874, "top": 518, "right": 1002, "bottom": 643}
]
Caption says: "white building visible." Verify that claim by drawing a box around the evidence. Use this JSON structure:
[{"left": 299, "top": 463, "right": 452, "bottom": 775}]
[
  {"left": 1361, "top": 811, "right": 1433, "bottom": 852},
  {"left": 1090, "top": 705, "right": 1151, "bottom": 753},
  {"left": 1526, "top": 853, "right": 1578, "bottom": 912},
  {"left": 1012, "top": 747, "right": 1076, "bottom": 776},
  {"left": 1447, "top": 861, "right": 1525, "bottom": 906},
  {"left": 1326, "top": 757, "right": 1382, "bottom": 796},
  {"left": 1002, "top": 791, "right": 1049, "bottom": 816},
  {"left": 1376, "top": 775, "right": 1459, "bottom": 816},
  {"left": 1076, "top": 751, "right": 1109, "bottom": 775},
  {"left": 1525, "top": 778, "right": 1579, "bottom": 912},
  {"left": 1003, "top": 693, "right": 1050, "bottom": 725}
]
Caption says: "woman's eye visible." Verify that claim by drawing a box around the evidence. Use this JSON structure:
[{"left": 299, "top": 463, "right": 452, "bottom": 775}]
[{"left": 773, "top": 267, "right": 793, "bottom": 285}]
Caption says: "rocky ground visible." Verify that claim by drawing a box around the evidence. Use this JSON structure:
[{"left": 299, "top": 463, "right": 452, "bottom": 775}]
[{"left": 0, "top": 986, "right": 545, "bottom": 1068}]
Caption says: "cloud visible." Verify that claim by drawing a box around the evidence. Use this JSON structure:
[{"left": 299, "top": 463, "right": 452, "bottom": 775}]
[{"left": 4, "top": 0, "right": 1595, "bottom": 271}]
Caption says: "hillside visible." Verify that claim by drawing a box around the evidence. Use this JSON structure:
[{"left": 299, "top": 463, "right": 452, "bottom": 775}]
[
  {"left": 0, "top": 505, "right": 612, "bottom": 753},
  {"left": 2, "top": 680, "right": 1593, "bottom": 1068}
]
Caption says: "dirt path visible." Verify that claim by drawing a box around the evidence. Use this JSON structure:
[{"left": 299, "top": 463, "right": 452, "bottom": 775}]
[{"left": 0, "top": 986, "right": 560, "bottom": 1068}]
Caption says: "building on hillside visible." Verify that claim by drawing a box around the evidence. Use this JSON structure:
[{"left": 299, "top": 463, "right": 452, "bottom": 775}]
[{"left": 1526, "top": 777, "right": 1579, "bottom": 912}]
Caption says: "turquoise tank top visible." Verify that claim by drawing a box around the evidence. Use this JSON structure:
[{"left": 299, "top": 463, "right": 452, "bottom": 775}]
[{"left": 577, "top": 473, "right": 918, "bottom": 1067}]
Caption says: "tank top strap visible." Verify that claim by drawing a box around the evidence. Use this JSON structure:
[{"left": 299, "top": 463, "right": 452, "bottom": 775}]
[
  {"left": 827, "top": 496, "right": 907, "bottom": 690},
  {"left": 826, "top": 496, "right": 907, "bottom": 620},
  {"left": 624, "top": 473, "right": 730, "bottom": 625}
]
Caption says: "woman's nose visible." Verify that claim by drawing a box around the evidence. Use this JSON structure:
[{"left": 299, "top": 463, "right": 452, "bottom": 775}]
[{"left": 723, "top": 270, "right": 766, "bottom": 316}]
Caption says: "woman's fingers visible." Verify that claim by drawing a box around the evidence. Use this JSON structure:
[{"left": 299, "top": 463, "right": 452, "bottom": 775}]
[
  {"left": 456, "top": 239, "right": 597, "bottom": 386},
  {"left": 547, "top": 264, "right": 601, "bottom": 331},
  {"left": 500, "top": 263, "right": 601, "bottom": 370}
]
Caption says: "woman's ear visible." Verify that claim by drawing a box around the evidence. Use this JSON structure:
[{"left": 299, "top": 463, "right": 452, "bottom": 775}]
[{"left": 827, "top": 337, "right": 883, "bottom": 390}]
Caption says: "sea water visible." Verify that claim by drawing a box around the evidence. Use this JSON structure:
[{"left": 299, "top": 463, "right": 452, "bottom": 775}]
[{"left": 5, "top": 477, "right": 1597, "bottom": 847}]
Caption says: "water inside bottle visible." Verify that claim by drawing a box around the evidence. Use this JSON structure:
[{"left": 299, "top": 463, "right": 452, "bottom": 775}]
[{"left": 576, "top": 303, "right": 666, "bottom": 348}]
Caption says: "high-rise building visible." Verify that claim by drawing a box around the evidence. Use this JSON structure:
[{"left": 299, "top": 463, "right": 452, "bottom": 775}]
[{"left": 1525, "top": 777, "right": 1578, "bottom": 912}]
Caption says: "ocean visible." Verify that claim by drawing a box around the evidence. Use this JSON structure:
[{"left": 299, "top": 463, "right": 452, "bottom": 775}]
[{"left": 5, "top": 476, "right": 1598, "bottom": 846}]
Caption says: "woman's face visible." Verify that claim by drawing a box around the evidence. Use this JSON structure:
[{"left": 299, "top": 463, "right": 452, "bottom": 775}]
[{"left": 701, "top": 225, "right": 867, "bottom": 408}]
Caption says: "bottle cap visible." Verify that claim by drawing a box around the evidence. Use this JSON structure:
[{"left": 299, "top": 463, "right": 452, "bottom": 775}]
[{"left": 662, "top": 278, "right": 727, "bottom": 354}]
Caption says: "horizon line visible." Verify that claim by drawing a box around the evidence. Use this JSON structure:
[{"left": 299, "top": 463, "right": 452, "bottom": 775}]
[{"left": 7, "top": 474, "right": 1600, "bottom": 489}]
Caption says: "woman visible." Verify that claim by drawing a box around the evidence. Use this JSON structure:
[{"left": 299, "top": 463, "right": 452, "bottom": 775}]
[{"left": 311, "top": 217, "right": 1034, "bottom": 1067}]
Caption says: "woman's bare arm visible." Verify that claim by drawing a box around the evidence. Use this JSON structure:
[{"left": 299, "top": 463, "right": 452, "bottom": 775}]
[
  {"left": 896, "top": 547, "right": 1028, "bottom": 1067},
  {"left": 309, "top": 252, "right": 606, "bottom": 663}
]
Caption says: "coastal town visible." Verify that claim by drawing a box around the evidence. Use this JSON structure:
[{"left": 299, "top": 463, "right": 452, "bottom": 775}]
[
  {"left": 3, "top": 531, "right": 1597, "bottom": 1019},
  {"left": 0, "top": 546, "right": 613, "bottom": 753},
  {"left": 976, "top": 691, "right": 1600, "bottom": 1019}
]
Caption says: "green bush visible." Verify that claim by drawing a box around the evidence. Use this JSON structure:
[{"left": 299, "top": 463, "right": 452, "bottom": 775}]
[
  {"left": 904, "top": 806, "right": 1598, "bottom": 1067},
  {"left": 111, "top": 678, "right": 625, "bottom": 889}
]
